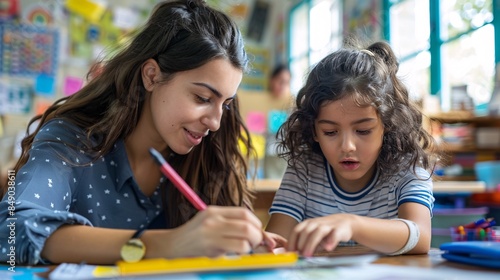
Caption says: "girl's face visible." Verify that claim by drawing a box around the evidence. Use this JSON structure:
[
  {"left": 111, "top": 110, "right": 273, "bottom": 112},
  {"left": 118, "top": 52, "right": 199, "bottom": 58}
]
[
  {"left": 313, "top": 95, "right": 384, "bottom": 191},
  {"left": 148, "top": 58, "right": 242, "bottom": 155}
]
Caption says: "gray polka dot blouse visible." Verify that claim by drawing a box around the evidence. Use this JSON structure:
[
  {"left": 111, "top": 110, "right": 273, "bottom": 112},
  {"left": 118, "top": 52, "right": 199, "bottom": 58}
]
[{"left": 0, "top": 119, "right": 164, "bottom": 265}]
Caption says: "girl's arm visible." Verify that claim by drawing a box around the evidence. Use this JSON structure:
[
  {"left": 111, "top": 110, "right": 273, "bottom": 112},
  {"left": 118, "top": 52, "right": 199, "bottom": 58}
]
[
  {"left": 352, "top": 202, "right": 431, "bottom": 254},
  {"left": 42, "top": 206, "right": 265, "bottom": 264},
  {"left": 285, "top": 202, "right": 431, "bottom": 256},
  {"left": 265, "top": 213, "right": 299, "bottom": 241}
]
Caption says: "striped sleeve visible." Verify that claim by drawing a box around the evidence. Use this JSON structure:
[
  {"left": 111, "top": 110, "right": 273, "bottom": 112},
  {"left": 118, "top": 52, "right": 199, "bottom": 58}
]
[
  {"left": 397, "top": 167, "right": 435, "bottom": 215},
  {"left": 269, "top": 160, "right": 310, "bottom": 222}
]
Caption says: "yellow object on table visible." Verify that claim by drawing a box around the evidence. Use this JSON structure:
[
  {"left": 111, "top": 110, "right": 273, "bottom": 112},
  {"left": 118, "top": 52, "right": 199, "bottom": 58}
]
[{"left": 116, "top": 252, "right": 298, "bottom": 276}]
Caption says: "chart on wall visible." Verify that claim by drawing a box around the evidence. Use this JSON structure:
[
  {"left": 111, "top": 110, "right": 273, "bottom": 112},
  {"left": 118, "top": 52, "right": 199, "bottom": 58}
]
[{"left": 0, "top": 24, "right": 59, "bottom": 76}]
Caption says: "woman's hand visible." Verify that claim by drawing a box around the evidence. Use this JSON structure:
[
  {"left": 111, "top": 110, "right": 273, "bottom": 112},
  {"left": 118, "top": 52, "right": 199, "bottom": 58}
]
[
  {"left": 154, "top": 206, "right": 265, "bottom": 258},
  {"left": 287, "top": 213, "right": 357, "bottom": 257}
]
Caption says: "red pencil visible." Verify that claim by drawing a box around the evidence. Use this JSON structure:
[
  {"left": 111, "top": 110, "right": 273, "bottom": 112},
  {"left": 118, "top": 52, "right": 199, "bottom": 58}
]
[{"left": 149, "top": 148, "right": 207, "bottom": 211}]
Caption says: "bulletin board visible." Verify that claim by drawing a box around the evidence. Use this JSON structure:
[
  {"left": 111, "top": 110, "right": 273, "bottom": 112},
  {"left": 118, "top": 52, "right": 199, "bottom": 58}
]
[{"left": 0, "top": 24, "right": 59, "bottom": 76}]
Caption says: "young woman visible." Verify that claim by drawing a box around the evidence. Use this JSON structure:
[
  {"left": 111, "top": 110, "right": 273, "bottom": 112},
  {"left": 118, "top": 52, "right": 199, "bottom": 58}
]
[
  {"left": 266, "top": 41, "right": 439, "bottom": 257},
  {"left": 0, "top": 0, "right": 278, "bottom": 265},
  {"left": 268, "top": 64, "right": 291, "bottom": 100}
]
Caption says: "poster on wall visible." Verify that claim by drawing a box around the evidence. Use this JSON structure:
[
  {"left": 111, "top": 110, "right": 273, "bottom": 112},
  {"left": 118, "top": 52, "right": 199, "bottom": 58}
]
[
  {"left": 0, "top": 0, "right": 20, "bottom": 22},
  {"left": 0, "top": 24, "right": 59, "bottom": 76},
  {"left": 0, "top": 80, "right": 32, "bottom": 114}
]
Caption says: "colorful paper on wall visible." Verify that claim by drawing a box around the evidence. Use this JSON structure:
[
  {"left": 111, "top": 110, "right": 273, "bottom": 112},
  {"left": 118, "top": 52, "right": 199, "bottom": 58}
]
[
  {"left": 0, "top": 24, "right": 59, "bottom": 76},
  {"left": 22, "top": 3, "right": 53, "bottom": 26},
  {"left": 63, "top": 76, "right": 83, "bottom": 96},
  {"left": 65, "top": 0, "right": 107, "bottom": 23},
  {"left": 246, "top": 111, "right": 266, "bottom": 134},
  {"left": 112, "top": 6, "right": 140, "bottom": 30},
  {"left": 35, "top": 74, "right": 55, "bottom": 96},
  {"left": 0, "top": 80, "right": 32, "bottom": 114},
  {"left": 238, "top": 132, "right": 266, "bottom": 160},
  {"left": 0, "top": 0, "right": 20, "bottom": 22},
  {"left": 268, "top": 110, "right": 288, "bottom": 134},
  {"left": 250, "top": 133, "right": 266, "bottom": 160},
  {"left": 35, "top": 100, "right": 52, "bottom": 115}
]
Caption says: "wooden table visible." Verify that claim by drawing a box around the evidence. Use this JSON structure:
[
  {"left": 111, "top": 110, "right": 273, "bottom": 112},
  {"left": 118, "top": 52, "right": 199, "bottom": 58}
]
[
  {"left": 315, "top": 245, "right": 499, "bottom": 272},
  {"left": 34, "top": 246, "right": 498, "bottom": 279}
]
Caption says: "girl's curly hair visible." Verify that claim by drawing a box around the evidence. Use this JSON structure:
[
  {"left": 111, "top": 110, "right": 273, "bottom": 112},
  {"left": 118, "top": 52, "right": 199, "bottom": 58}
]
[{"left": 278, "top": 41, "right": 439, "bottom": 181}]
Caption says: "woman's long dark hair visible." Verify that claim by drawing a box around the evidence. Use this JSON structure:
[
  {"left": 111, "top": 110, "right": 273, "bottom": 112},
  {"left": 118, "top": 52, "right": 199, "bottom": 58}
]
[
  {"left": 6, "top": 0, "right": 255, "bottom": 227},
  {"left": 278, "top": 41, "right": 439, "bottom": 181}
]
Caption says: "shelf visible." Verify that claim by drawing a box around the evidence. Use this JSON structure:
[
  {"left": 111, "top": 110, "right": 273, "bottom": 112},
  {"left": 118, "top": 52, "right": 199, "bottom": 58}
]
[
  {"left": 438, "top": 144, "right": 500, "bottom": 153},
  {"left": 427, "top": 112, "right": 500, "bottom": 123},
  {"left": 433, "top": 181, "right": 485, "bottom": 194},
  {"left": 434, "top": 175, "right": 477, "bottom": 181}
]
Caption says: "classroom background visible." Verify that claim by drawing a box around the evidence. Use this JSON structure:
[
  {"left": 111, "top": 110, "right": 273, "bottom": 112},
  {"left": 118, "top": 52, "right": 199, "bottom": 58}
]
[{"left": 1, "top": 0, "right": 500, "bottom": 248}]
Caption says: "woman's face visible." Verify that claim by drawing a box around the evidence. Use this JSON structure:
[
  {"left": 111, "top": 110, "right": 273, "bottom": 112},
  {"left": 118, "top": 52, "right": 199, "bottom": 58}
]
[
  {"left": 148, "top": 58, "right": 242, "bottom": 155},
  {"left": 313, "top": 95, "right": 384, "bottom": 191}
]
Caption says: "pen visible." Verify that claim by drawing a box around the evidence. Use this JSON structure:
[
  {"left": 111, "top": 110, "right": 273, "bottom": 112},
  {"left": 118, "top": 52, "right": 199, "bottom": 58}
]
[
  {"left": 149, "top": 147, "right": 207, "bottom": 211},
  {"left": 477, "top": 218, "right": 496, "bottom": 229},
  {"left": 463, "top": 218, "right": 486, "bottom": 229}
]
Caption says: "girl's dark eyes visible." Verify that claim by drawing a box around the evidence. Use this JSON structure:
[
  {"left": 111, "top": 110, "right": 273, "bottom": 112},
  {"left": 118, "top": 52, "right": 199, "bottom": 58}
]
[
  {"left": 323, "top": 131, "right": 337, "bottom": 136},
  {"left": 322, "top": 130, "right": 371, "bottom": 136},
  {"left": 357, "top": 130, "right": 371, "bottom": 135}
]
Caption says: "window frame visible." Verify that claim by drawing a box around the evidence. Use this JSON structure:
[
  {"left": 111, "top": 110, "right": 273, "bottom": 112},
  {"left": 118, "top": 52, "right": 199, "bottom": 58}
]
[
  {"left": 288, "top": 0, "right": 500, "bottom": 106},
  {"left": 384, "top": 0, "right": 499, "bottom": 105}
]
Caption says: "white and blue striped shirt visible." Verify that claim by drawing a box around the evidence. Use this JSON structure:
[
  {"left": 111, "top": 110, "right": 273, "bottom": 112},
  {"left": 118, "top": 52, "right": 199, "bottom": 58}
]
[{"left": 269, "top": 153, "right": 434, "bottom": 222}]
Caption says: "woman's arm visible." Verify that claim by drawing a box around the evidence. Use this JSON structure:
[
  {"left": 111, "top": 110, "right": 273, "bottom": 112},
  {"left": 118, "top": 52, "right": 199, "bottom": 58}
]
[{"left": 42, "top": 206, "right": 266, "bottom": 264}]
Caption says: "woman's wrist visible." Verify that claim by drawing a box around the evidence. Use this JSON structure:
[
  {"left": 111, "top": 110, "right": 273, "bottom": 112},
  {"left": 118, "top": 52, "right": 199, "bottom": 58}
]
[{"left": 141, "top": 229, "right": 175, "bottom": 259}]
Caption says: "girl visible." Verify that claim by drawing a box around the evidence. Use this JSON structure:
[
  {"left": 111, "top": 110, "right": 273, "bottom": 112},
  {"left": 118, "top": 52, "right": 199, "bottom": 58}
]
[
  {"left": 266, "top": 41, "right": 439, "bottom": 257},
  {"left": 0, "top": 0, "right": 278, "bottom": 265}
]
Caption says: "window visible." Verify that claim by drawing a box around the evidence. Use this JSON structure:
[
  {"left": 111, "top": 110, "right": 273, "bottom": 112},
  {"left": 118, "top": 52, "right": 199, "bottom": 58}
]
[
  {"left": 388, "top": 0, "right": 495, "bottom": 111},
  {"left": 289, "top": 0, "right": 342, "bottom": 95},
  {"left": 289, "top": 0, "right": 498, "bottom": 111}
]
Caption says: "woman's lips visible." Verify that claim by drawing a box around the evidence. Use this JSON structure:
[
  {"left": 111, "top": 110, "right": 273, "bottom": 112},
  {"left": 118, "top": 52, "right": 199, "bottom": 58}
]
[{"left": 184, "top": 128, "right": 204, "bottom": 146}]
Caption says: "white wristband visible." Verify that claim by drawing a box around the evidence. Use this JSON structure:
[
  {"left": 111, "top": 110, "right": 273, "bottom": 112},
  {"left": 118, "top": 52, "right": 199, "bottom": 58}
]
[{"left": 388, "top": 218, "right": 420, "bottom": 255}]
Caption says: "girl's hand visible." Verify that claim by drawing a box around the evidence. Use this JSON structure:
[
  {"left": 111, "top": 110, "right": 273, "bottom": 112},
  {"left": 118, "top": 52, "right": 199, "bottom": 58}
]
[
  {"left": 252, "top": 231, "right": 288, "bottom": 254},
  {"left": 164, "top": 206, "right": 264, "bottom": 258},
  {"left": 263, "top": 231, "right": 288, "bottom": 249},
  {"left": 287, "top": 213, "right": 357, "bottom": 257}
]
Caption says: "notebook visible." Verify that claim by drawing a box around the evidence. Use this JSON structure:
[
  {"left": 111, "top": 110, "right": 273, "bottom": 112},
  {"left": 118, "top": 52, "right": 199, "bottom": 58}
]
[{"left": 440, "top": 241, "right": 500, "bottom": 269}]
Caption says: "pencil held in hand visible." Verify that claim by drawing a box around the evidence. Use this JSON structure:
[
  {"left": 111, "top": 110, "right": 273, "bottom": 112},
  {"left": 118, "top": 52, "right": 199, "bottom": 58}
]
[{"left": 149, "top": 148, "right": 207, "bottom": 211}]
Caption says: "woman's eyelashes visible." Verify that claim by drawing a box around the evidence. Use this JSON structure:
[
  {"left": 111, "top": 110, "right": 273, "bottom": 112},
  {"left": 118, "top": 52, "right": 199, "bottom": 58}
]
[
  {"left": 223, "top": 99, "right": 233, "bottom": 110},
  {"left": 195, "top": 95, "right": 233, "bottom": 110},
  {"left": 195, "top": 95, "right": 210, "bottom": 104}
]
